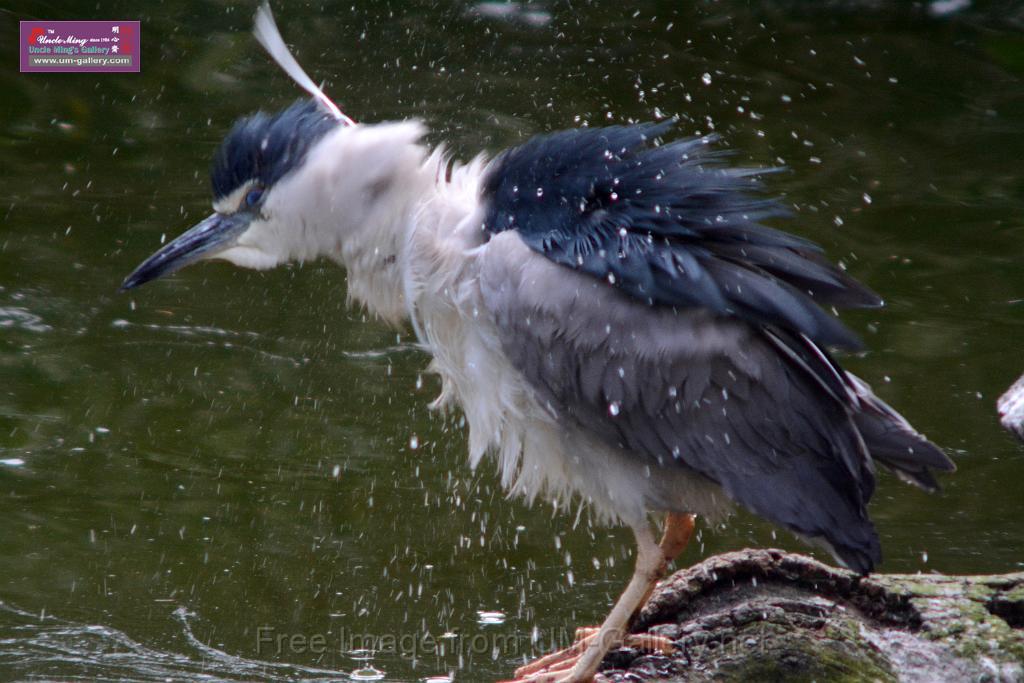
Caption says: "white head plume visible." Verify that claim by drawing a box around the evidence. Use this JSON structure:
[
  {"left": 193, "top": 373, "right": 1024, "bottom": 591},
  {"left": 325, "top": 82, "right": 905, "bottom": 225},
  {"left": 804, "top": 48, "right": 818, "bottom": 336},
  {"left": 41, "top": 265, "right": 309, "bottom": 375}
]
[{"left": 253, "top": 2, "right": 356, "bottom": 126}]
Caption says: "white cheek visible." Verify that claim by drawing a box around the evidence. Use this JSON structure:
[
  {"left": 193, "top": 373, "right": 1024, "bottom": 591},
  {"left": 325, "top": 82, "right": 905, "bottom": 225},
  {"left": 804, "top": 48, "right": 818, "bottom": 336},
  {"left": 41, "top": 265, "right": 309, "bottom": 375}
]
[
  {"left": 230, "top": 219, "right": 293, "bottom": 264},
  {"left": 215, "top": 245, "right": 280, "bottom": 270}
]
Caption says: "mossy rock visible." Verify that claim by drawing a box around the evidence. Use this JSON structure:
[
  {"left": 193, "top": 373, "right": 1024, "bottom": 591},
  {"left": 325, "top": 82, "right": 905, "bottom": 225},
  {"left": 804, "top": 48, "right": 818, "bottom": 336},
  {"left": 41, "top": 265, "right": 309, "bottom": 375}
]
[{"left": 596, "top": 549, "right": 1024, "bottom": 682}]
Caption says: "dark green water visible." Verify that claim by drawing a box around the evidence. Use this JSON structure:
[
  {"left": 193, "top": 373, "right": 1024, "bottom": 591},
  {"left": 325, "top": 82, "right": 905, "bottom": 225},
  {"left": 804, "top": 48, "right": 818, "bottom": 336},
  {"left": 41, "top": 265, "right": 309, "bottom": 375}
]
[{"left": 1, "top": 1, "right": 1023, "bottom": 680}]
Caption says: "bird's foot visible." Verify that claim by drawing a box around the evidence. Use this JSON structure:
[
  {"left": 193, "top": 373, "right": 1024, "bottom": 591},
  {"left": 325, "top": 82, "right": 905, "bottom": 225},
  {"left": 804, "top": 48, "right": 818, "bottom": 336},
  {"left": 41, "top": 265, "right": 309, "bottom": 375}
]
[{"left": 500, "top": 626, "right": 675, "bottom": 682}]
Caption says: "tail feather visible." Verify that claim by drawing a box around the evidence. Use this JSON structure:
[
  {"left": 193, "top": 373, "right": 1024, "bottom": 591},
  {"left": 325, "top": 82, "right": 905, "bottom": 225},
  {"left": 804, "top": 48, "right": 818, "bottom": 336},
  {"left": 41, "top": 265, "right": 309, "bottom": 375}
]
[{"left": 846, "top": 374, "right": 955, "bottom": 491}]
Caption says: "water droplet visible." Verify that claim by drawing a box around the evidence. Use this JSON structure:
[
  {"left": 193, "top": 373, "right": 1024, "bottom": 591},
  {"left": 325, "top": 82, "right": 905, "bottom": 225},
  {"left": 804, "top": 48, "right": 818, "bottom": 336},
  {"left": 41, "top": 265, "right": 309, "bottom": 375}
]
[
  {"left": 701, "top": 72, "right": 712, "bottom": 85},
  {"left": 409, "top": 435, "right": 419, "bottom": 450},
  {"left": 477, "top": 610, "right": 506, "bottom": 625},
  {"left": 608, "top": 402, "right": 621, "bottom": 417},
  {"left": 536, "top": 187, "right": 544, "bottom": 197}
]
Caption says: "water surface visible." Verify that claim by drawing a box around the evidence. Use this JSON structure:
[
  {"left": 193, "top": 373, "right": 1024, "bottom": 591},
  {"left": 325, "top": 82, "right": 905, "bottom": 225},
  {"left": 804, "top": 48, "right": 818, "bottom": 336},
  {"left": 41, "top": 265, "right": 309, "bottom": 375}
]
[{"left": 1, "top": 1, "right": 1023, "bottom": 680}]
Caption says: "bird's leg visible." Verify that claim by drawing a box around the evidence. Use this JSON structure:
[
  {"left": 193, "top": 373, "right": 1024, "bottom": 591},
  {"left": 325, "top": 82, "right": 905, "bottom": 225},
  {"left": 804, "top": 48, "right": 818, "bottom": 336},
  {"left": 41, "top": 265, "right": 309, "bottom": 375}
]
[
  {"left": 630, "top": 512, "right": 695, "bottom": 626},
  {"left": 506, "top": 514, "right": 695, "bottom": 683}
]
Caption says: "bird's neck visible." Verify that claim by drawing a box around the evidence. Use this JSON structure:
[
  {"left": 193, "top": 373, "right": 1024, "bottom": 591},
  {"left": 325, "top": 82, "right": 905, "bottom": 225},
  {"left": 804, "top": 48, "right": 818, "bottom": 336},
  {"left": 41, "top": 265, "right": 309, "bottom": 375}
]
[{"left": 326, "top": 148, "right": 447, "bottom": 327}]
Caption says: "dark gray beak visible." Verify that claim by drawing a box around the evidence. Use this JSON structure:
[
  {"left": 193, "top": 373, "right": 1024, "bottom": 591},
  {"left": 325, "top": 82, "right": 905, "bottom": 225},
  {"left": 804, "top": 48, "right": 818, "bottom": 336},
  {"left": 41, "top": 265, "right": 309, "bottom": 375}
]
[{"left": 120, "top": 212, "right": 251, "bottom": 291}]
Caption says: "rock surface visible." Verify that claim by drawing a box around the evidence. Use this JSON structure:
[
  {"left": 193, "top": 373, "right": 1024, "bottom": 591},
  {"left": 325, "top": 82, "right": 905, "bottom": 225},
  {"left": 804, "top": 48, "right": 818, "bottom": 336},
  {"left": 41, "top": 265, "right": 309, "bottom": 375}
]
[{"left": 598, "top": 549, "right": 1024, "bottom": 682}]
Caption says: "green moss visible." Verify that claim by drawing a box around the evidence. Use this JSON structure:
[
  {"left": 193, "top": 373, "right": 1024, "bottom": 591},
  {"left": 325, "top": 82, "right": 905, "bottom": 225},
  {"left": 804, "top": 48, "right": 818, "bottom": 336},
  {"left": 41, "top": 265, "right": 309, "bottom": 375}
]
[
  {"left": 707, "top": 620, "right": 896, "bottom": 683},
  {"left": 963, "top": 584, "right": 997, "bottom": 602},
  {"left": 1000, "top": 585, "right": 1024, "bottom": 604},
  {"left": 890, "top": 576, "right": 963, "bottom": 599},
  {"left": 909, "top": 595, "right": 1024, "bottom": 666},
  {"left": 723, "top": 639, "right": 895, "bottom": 682},
  {"left": 951, "top": 616, "right": 1024, "bottom": 663}
]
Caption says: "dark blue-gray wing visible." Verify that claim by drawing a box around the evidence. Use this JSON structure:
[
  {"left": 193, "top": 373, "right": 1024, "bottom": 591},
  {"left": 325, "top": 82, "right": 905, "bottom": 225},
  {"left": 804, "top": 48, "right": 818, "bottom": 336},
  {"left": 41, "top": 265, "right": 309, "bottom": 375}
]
[
  {"left": 479, "top": 232, "right": 952, "bottom": 573},
  {"left": 480, "top": 121, "right": 880, "bottom": 349}
]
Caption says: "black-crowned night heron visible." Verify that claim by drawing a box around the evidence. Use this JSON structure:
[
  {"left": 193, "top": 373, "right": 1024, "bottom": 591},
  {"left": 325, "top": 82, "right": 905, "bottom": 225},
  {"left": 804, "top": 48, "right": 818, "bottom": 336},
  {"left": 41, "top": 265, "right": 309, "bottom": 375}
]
[{"left": 121, "top": 6, "right": 955, "bottom": 681}]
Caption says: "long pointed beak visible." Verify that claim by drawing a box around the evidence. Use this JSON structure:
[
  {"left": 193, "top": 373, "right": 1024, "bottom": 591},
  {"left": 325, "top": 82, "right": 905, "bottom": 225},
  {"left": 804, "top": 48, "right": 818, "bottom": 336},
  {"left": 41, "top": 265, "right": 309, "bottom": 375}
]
[{"left": 120, "top": 212, "right": 251, "bottom": 291}]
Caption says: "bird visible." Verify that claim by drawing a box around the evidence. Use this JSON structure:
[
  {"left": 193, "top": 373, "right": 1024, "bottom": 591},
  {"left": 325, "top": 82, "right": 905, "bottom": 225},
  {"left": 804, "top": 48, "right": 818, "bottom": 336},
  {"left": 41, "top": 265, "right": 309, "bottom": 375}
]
[{"left": 121, "top": 5, "right": 955, "bottom": 682}]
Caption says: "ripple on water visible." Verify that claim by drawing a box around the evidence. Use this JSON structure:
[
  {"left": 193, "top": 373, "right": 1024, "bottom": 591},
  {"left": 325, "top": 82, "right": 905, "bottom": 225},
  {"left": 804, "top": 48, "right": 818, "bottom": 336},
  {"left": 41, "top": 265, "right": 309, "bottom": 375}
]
[
  {"left": 0, "top": 601, "right": 349, "bottom": 681},
  {"left": 350, "top": 666, "right": 385, "bottom": 681},
  {"left": 0, "top": 307, "right": 52, "bottom": 333}
]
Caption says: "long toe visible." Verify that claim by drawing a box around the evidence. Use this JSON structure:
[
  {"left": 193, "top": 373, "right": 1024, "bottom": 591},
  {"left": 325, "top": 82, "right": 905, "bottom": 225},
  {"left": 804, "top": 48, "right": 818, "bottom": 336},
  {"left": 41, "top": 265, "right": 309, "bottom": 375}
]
[
  {"left": 505, "top": 628, "right": 599, "bottom": 680},
  {"left": 502, "top": 664, "right": 606, "bottom": 683},
  {"left": 622, "top": 633, "right": 675, "bottom": 655},
  {"left": 502, "top": 629, "right": 675, "bottom": 682}
]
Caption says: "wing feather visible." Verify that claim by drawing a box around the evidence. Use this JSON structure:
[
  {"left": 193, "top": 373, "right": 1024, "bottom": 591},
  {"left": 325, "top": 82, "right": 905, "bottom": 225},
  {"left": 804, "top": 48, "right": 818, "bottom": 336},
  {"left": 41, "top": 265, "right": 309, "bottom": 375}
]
[
  {"left": 481, "top": 122, "right": 881, "bottom": 349},
  {"left": 479, "top": 232, "right": 951, "bottom": 573}
]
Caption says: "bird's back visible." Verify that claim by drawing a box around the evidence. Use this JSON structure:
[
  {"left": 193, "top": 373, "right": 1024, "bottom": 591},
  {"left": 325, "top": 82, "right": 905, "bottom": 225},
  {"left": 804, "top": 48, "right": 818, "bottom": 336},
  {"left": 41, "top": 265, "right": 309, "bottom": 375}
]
[
  {"left": 480, "top": 122, "right": 883, "bottom": 349},
  {"left": 453, "top": 122, "right": 955, "bottom": 573}
]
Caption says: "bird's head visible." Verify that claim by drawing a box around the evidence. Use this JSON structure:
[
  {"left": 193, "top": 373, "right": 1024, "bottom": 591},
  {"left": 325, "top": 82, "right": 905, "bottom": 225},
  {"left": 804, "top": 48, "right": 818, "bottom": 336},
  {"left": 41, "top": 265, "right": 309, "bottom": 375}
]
[
  {"left": 121, "top": 99, "right": 335, "bottom": 289},
  {"left": 120, "top": 99, "right": 428, "bottom": 291},
  {"left": 121, "top": 3, "right": 431, "bottom": 301}
]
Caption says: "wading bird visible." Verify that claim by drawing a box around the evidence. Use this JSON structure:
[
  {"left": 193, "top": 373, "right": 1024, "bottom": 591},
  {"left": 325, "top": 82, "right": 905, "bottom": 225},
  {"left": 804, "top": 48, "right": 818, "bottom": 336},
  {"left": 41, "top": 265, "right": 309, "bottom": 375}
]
[{"left": 121, "top": 6, "right": 955, "bottom": 681}]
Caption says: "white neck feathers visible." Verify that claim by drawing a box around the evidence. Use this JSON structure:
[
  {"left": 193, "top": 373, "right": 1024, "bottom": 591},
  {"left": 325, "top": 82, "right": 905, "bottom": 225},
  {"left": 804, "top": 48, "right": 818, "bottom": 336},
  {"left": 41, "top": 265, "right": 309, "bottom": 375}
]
[{"left": 271, "top": 121, "right": 449, "bottom": 326}]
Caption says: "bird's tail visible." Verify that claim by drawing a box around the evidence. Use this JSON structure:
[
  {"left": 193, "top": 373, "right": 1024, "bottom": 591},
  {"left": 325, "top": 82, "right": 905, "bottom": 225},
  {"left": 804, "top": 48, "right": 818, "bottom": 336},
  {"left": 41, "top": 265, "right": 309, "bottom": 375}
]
[{"left": 847, "top": 374, "right": 956, "bottom": 491}]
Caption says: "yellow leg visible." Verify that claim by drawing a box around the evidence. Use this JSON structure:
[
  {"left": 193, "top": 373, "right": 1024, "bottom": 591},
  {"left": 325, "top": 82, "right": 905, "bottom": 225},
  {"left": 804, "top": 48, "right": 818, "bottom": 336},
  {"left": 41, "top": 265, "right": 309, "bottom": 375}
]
[
  {"left": 632, "top": 512, "right": 695, "bottom": 623},
  {"left": 504, "top": 513, "right": 696, "bottom": 683}
]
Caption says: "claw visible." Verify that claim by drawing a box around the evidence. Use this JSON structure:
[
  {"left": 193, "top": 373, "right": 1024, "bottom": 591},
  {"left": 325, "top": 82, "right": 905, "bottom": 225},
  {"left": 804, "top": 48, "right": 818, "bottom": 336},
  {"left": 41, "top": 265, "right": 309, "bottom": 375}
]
[{"left": 501, "top": 628, "right": 675, "bottom": 683}]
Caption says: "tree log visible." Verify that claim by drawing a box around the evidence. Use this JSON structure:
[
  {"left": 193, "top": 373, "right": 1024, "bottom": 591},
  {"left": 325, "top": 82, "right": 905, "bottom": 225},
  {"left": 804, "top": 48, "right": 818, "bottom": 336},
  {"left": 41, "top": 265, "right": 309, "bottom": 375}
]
[
  {"left": 999, "top": 373, "right": 1024, "bottom": 442},
  {"left": 597, "top": 549, "right": 1024, "bottom": 682}
]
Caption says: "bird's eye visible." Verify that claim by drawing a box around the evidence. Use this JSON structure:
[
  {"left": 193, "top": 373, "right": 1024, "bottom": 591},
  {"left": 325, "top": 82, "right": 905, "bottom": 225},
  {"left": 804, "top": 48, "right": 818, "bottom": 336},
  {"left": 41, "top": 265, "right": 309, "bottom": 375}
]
[{"left": 245, "top": 187, "right": 264, "bottom": 208}]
